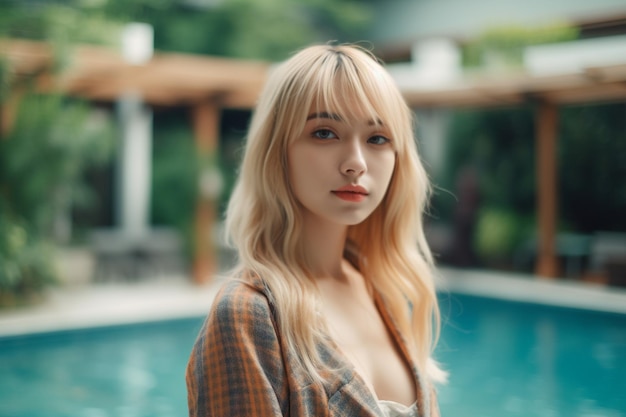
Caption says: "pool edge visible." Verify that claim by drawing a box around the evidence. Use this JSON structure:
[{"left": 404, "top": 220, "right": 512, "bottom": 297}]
[{"left": 438, "top": 267, "right": 626, "bottom": 314}]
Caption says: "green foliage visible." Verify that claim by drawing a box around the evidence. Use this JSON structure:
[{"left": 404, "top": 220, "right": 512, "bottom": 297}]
[
  {"left": 1, "top": 94, "right": 114, "bottom": 233},
  {"left": 474, "top": 208, "right": 531, "bottom": 261},
  {"left": 0, "top": 214, "right": 56, "bottom": 307},
  {"left": 441, "top": 103, "right": 626, "bottom": 267},
  {"left": 0, "top": 3, "right": 124, "bottom": 77},
  {"left": 444, "top": 106, "right": 536, "bottom": 212},
  {"left": 463, "top": 22, "right": 579, "bottom": 69},
  {"left": 151, "top": 120, "right": 200, "bottom": 260},
  {"left": 139, "top": 0, "right": 372, "bottom": 60},
  {"left": 559, "top": 103, "right": 626, "bottom": 232},
  {"left": 0, "top": 4, "right": 123, "bottom": 45},
  {"left": 0, "top": 1, "right": 117, "bottom": 304},
  {"left": 206, "top": 1, "right": 317, "bottom": 60},
  {"left": 0, "top": 57, "right": 10, "bottom": 103},
  {"left": 440, "top": 107, "right": 536, "bottom": 265},
  {"left": 0, "top": 0, "right": 373, "bottom": 60},
  {"left": 0, "top": 93, "right": 114, "bottom": 304}
]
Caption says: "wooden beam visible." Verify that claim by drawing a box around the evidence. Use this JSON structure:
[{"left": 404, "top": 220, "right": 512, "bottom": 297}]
[
  {"left": 5, "top": 39, "right": 626, "bottom": 110},
  {"left": 404, "top": 64, "right": 626, "bottom": 109},
  {"left": 535, "top": 100, "right": 560, "bottom": 278},
  {"left": 1, "top": 39, "right": 269, "bottom": 108},
  {"left": 192, "top": 99, "right": 221, "bottom": 284},
  {"left": 541, "top": 82, "right": 626, "bottom": 105}
]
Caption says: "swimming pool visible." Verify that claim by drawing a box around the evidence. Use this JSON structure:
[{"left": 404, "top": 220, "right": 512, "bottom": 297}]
[
  {"left": 0, "top": 293, "right": 624, "bottom": 417},
  {"left": 0, "top": 318, "right": 201, "bottom": 417},
  {"left": 436, "top": 294, "right": 626, "bottom": 417}
]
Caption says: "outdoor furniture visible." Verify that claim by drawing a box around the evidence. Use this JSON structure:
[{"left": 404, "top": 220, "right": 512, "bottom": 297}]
[
  {"left": 589, "top": 232, "right": 626, "bottom": 287},
  {"left": 90, "top": 228, "right": 184, "bottom": 281}
]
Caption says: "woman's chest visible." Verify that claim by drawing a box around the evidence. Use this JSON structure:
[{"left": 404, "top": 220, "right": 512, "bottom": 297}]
[{"left": 322, "top": 295, "right": 417, "bottom": 406}]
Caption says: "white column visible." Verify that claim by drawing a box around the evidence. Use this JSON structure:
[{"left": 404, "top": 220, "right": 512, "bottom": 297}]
[
  {"left": 117, "top": 93, "right": 152, "bottom": 237},
  {"left": 116, "top": 23, "right": 153, "bottom": 238},
  {"left": 415, "top": 108, "right": 450, "bottom": 180}
]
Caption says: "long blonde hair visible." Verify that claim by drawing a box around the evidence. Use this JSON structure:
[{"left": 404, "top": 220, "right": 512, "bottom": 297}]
[{"left": 225, "top": 44, "right": 445, "bottom": 383}]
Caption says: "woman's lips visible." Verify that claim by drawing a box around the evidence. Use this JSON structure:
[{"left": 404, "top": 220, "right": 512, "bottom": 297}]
[
  {"left": 332, "top": 185, "right": 368, "bottom": 202},
  {"left": 332, "top": 191, "right": 367, "bottom": 202}
]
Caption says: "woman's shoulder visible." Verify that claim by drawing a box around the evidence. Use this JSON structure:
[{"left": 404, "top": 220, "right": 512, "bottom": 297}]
[
  {"left": 199, "top": 276, "right": 286, "bottom": 363},
  {"left": 210, "top": 276, "right": 274, "bottom": 323}
]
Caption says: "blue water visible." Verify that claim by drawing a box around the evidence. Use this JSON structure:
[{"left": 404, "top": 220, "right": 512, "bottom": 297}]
[
  {"left": 0, "top": 294, "right": 624, "bottom": 417},
  {"left": 0, "top": 319, "right": 202, "bottom": 417},
  {"left": 436, "top": 294, "right": 626, "bottom": 417}
]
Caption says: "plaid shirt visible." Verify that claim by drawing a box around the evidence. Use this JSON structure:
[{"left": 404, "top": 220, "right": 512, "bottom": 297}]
[{"left": 186, "top": 277, "right": 440, "bottom": 417}]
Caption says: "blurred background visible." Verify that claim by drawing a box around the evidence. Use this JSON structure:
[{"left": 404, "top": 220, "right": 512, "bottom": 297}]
[
  {"left": 1, "top": 1, "right": 626, "bottom": 416},
  {"left": 2, "top": 0, "right": 626, "bottom": 295}
]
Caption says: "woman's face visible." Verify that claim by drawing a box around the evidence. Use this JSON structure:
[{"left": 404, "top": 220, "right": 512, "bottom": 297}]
[{"left": 287, "top": 103, "right": 396, "bottom": 227}]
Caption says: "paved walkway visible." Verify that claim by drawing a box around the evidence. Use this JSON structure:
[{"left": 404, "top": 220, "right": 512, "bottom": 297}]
[
  {"left": 1, "top": 268, "right": 625, "bottom": 338},
  {"left": 0, "top": 277, "right": 222, "bottom": 338}
]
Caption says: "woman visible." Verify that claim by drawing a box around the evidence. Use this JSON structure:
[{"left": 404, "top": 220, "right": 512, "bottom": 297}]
[{"left": 186, "top": 44, "right": 445, "bottom": 417}]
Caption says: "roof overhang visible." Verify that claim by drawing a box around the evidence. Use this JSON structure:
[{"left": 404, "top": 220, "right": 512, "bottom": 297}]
[
  {"left": 401, "top": 64, "right": 626, "bottom": 108},
  {"left": 3, "top": 38, "right": 626, "bottom": 110},
  {"left": 1, "top": 39, "right": 270, "bottom": 108}
]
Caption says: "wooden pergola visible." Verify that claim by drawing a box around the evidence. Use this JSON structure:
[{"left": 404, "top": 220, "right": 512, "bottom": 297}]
[
  {"left": 402, "top": 64, "right": 626, "bottom": 278},
  {"left": 0, "top": 39, "right": 270, "bottom": 284},
  {"left": 3, "top": 39, "right": 626, "bottom": 280}
]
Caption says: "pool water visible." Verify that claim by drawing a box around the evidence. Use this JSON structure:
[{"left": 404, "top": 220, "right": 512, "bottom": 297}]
[
  {"left": 0, "top": 319, "right": 202, "bottom": 417},
  {"left": 436, "top": 294, "right": 626, "bottom": 417},
  {"left": 0, "top": 294, "right": 624, "bottom": 417}
]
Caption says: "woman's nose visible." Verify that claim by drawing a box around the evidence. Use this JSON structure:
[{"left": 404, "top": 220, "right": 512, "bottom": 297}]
[{"left": 340, "top": 142, "right": 367, "bottom": 177}]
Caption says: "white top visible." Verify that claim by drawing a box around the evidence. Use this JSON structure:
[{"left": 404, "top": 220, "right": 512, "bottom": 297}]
[{"left": 377, "top": 400, "right": 419, "bottom": 417}]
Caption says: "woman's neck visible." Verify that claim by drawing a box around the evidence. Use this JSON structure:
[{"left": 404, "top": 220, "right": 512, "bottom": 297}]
[{"left": 300, "top": 214, "right": 348, "bottom": 280}]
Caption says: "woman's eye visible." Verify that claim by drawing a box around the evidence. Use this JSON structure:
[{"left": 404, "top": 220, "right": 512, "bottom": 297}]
[
  {"left": 312, "top": 129, "right": 337, "bottom": 140},
  {"left": 368, "top": 135, "right": 390, "bottom": 145}
]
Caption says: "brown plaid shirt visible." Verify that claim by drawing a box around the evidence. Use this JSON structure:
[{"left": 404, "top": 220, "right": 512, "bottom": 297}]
[{"left": 186, "top": 277, "right": 440, "bottom": 416}]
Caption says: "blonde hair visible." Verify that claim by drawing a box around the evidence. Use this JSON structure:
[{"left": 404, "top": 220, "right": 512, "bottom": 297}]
[{"left": 225, "top": 44, "right": 445, "bottom": 383}]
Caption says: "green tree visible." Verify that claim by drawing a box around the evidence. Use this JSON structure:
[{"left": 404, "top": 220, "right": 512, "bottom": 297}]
[
  {"left": 559, "top": 103, "right": 626, "bottom": 232},
  {"left": 463, "top": 22, "right": 578, "bottom": 70},
  {"left": 440, "top": 103, "right": 626, "bottom": 268},
  {"left": 1, "top": 0, "right": 373, "bottom": 60},
  {"left": 1, "top": 95, "right": 114, "bottom": 234},
  {"left": 440, "top": 106, "right": 536, "bottom": 265}
]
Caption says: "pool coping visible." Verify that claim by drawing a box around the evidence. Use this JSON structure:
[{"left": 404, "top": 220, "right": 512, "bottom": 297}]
[
  {"left": 1, "top": 268, "right": 625, "bottom": 338},
  {"left": 439, "top": 267, "right": 626, "bottom": 314},
  {"left": 0, "top": 277, "right": 222, "bottom": 338}
]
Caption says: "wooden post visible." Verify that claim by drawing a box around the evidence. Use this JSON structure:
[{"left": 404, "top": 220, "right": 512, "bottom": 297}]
[
  {"left": 192, "top": 99, "right": 220, "bottom": 284},
  {"left": 535, "top": 100, "right": 560, "bottom": 278},
  {"left": 0, "top": 91, "right": 21, "bottom": 138}
]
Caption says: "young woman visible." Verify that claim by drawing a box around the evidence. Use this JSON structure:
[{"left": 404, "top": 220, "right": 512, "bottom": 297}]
[{"left": 186, "top": 44, "right": 445, "bottom": 417}]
